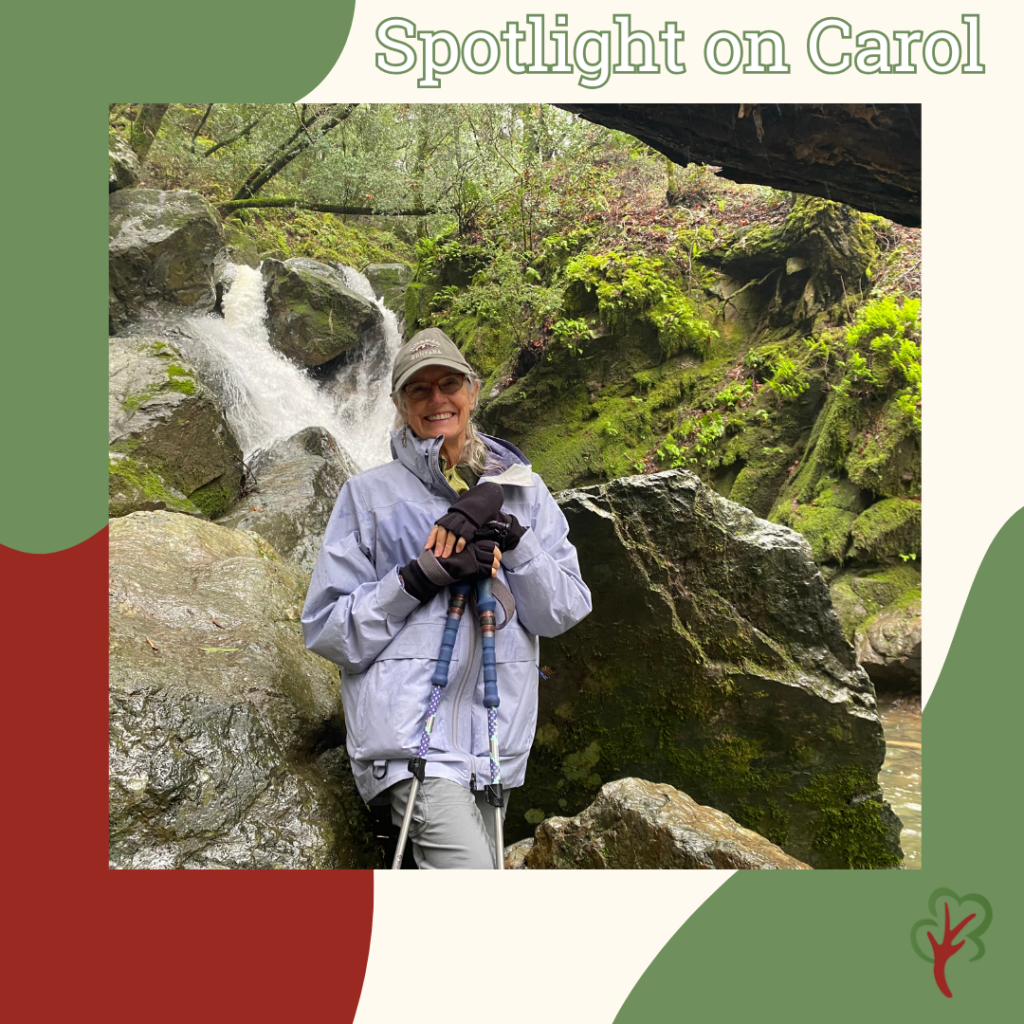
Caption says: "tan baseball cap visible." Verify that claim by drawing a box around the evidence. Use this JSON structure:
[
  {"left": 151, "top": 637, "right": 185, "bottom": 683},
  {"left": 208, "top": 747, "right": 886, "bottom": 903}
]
[{"left": 391, "top": 328, "right": 476, "bottom": 396}]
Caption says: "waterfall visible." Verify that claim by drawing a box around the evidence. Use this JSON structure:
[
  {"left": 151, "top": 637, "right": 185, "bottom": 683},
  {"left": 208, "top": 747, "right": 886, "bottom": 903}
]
[{"left": 170, "top": 264, "right": 403, "bottom": 471}]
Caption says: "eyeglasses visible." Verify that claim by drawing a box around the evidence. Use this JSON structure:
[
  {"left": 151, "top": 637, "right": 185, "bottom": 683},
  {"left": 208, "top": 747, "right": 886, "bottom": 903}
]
[{"left": 402, "top": 373, "right": 466, "bottom": 401}]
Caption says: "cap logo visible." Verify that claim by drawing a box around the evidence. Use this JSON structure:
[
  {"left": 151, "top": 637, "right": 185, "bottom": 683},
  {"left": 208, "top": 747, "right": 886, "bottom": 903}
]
[{"left": 410, "top": 341, "right": 441, "bottom": 356}]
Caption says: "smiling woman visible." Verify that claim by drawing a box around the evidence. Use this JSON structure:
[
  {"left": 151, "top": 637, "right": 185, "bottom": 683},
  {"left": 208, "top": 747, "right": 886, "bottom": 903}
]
[{"left": 301, "top": 327, "right": 593, "bottom": 869}]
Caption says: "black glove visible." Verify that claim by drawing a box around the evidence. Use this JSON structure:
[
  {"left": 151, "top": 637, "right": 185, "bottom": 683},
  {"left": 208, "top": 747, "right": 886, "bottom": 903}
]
[
  {"left": 435, "top": 482, "right": 505, "bottom": 540},
  {"left": 399, "top": 557, "right": 443, "bottom": 604},
  {"left": 399, "top": 538, "right": 498, "bottom": 602},
  {"left": 475, "top": 510, "right": 526, "bottom": 552},
  {"left": 438, "top": 537, "right": 499, "bottom": 582}
]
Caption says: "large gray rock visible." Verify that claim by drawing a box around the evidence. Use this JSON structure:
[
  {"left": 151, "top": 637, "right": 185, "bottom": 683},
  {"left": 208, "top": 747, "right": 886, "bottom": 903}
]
[
  {"left": 109, "top": 189, "right": 224, "bottom": 331},
  {"left": 365, "top": 262, "right": 413, "bottom": 316},
  {"left": 509, "top": 778, "right": 810, "bottom": 869},
  {"left": 217, "top": 427, "right": 357, "bottom": 575},
  {"left": 262, "top": 257, "right": 383, "bottom": 367},
  {"left": 109, "top": 336, "right": 242, "bottom": 519},
  {"left": 517, "top": 470, "right": 902, "bottom": 869},
  {"left": 109, "top": 130, "right": 140, "bottom": 192},
  {"left": 108, "top": 512, "right": 380, "bottom": 869}
]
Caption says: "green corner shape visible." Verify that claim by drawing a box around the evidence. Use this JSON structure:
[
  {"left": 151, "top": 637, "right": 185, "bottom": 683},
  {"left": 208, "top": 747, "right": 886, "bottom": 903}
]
[
  {"left": 615, "top": 506, "right": 1023, "bottom": 1016},
  {"left": 1, "top": 2, "right": 355, "bottom": 553}
]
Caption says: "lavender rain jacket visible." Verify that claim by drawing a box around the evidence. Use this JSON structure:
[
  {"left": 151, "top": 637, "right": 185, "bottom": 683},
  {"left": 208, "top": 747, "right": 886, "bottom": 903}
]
[{"left": 302, "top": 429, "right": 592, "bottom": 803}]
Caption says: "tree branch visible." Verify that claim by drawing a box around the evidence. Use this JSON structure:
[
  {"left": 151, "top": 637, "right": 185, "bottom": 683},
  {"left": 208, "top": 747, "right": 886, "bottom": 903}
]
[
  {"left": 190, "top": 104, "right": 214, "bottom": 153},
  {"left": 230, "top": 104, "right": 359, "bottom": 202},
  {"left": 219, "top": 197, "right": 434, "bottom": 217},
  {"left": 204, "top": 114, "right": 265, "bottom": 158}
]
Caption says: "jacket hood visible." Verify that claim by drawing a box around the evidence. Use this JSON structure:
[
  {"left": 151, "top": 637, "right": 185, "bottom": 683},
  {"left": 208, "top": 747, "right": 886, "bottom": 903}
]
[{"left": 388, "top": 428, "right": 535, "bottom": 492}]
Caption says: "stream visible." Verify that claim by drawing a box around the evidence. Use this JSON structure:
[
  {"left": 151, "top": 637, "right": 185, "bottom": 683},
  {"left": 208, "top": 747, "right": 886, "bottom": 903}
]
[{"left": 878, "top": 699, "right": 922, "bottom": 868}]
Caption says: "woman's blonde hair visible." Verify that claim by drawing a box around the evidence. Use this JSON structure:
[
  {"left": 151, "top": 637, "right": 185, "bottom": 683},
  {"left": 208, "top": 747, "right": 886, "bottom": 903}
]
[{"left": 392, "top": 371, "right": 491, "bottom": 475}]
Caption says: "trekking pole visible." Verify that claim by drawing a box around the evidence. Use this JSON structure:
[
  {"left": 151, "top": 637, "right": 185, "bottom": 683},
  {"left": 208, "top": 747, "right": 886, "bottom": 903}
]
[
  {"left": 392, "top": 582, "right": 471, "bottom": 870},
  {"left": 476, "top": 576, "right": 504, "bottom": 870}
]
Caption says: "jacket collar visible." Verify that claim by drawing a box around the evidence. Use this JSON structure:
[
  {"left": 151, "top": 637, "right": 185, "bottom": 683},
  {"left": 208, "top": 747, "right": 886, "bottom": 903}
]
[{"left": 389, "top": 428, "right": 534, "bottom": 494}]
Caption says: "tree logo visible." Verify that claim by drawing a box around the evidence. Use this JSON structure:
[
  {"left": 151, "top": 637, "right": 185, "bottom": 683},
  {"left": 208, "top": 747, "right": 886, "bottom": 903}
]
[{"left": 911, "top": 889, "right": 993, "bottom": 997}]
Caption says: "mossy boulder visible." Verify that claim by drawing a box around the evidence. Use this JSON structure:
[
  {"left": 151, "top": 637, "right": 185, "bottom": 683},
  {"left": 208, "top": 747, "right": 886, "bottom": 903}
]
[
  {"left": 108, "top": 130, "right": 140, "bottom": 192},
  {"left": 845, "top": 403, "right": 920, "bottom": 498},
  {"left": 364, "top": 262, "right": 412, "bottom": 316},
  {"left": 830, "top": 564, "right": 921, "bottom": 692},
  {"left": 217, "top": 427, "right": 358, "bottom": 576},
  {"left": 481, "top": 324, "right": 682, "bottom": 491},
  {"left": 109, "top": 189, "right": 224, "bottom": 331},
  {"left": 850, "top": 498, "right": 921, "bottom": 561},
  {"left": 109, "top": 336, "right": 242, "bottom": 519},
  {"left": 521, "top": 471, "right": 902, "bottom": 868},
  {"left": 703, "top": 195, "right": 879, "bottom": 327},
  {"left": 222, "top": 221, "right": 260, "bottom": 269},
  {"left": 108, "top": 512, "right": 381, "bottom": 869},
  {"left": 261, "top": 257, "right": 383, "bottom": 367},
  {"left": 511, "top": 778, "right": 810, "bottom": 869}
]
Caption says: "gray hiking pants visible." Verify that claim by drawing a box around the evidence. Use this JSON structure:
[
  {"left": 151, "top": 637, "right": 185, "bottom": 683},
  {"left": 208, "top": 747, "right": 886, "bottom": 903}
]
[{"left": 388, "top": 777, "right": 512, "bottom": 869}]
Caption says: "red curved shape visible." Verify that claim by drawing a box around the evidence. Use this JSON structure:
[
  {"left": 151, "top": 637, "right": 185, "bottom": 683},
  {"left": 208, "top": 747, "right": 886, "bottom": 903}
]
[{"left": 2, "top": 531, "right": 374, "bottom": 1020}]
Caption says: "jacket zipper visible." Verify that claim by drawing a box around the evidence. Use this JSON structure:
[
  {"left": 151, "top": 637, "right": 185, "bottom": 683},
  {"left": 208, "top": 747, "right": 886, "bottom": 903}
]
[{"left": 429, "top": 437, "right": 475, "bottom": 781}]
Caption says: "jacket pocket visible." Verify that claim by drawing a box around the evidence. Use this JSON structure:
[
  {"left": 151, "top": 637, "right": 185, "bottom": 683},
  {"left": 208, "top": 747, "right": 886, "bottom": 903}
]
[
  {"left": 348, "top": 623, "right": 456, "bottom": 760},
  {"left": 472, "top": 658, "right": 538, "bottom": 760}
]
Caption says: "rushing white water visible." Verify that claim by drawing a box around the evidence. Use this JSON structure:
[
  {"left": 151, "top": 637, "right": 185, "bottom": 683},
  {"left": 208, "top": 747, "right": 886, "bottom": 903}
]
[
  {"left": 326, "top": 267, "right": 405, "bottom": 468},
  {"left": 172, "top": 263, "right": 403, "bottom": 470}
]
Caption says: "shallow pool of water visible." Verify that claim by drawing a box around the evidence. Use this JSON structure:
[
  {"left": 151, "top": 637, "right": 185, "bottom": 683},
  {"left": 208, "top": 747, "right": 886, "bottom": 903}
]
[{"left": 878, "top": 700, "right": 922, "bottom": 869}]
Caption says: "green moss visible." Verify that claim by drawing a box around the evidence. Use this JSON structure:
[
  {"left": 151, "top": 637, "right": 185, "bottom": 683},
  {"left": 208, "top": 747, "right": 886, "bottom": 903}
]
[
  {"left": 563, "top": 250, "right": 716, "bottom": 358},
  {"left": 829, "top": 564, "right": 921, "bottom": 640},
  {"left": 775, "top": 503, "right": 855, "bottom": 564},
  {"left": 188, "top": 476, "right": 234, "bottom": 519},
  {"left": 246, "top": 211, "right": 414, "bottom": 269},
  {"left": 121, "top": 364, "right": 199, "bottom": 410},
  {"left": 791, "top": 767, "right": 902, "bottom": 868},
  {"left": 845, "top": 403, "right": 920, "bottom": 497},
  {"left": 446, "top": 314, "right": 517, "bottom": 384},
  {"left": 404, "top": 281, "right": 433, "bottom": 332},
  {"left": 850, "top": 498, "right": 921, "bottom": 560},
  {"left": 736, "top": 799, "right": 791, "bottom": 848},
  {"left": 166, "top": 365, "right": 197, "bottom": 396},
  {"left": 707, "top": 195, "right": 878, "bottom": 318},
  {"left": 108, "top": 455, "right": 198, "bottom": 517}
]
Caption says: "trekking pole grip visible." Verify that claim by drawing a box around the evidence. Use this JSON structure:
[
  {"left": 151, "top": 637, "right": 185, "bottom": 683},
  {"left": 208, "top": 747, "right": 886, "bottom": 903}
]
[
  {"left": 431, "top": 583, "right": 471, "bottom": 687},
  {"left": 477, "top": 577, "right": 499, "bottom": 709}
]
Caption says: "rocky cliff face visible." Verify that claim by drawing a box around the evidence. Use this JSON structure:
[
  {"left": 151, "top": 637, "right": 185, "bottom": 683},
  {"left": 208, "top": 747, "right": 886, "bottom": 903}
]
[{"left": 515, "top": 471, "right": 902, "bottom": 868}]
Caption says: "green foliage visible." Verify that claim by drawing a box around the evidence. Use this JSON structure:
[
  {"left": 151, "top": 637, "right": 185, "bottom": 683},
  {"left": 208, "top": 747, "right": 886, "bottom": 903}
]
[
  {"left": 838, "top": 295, "right": 921, "bottom": 429},
  {"left": 432, "top": 247, "right": 561, "bottom": 352},
  {"left": 746, "top": 345, "right": 810, "bottom": 403},
  {"left": 550, "top": 317, "right": 594, "bottom": 354},
  {"left": 763, "top": 356, "right": 810, "bottom": 402},
  {"left": 658, "top": 412, "right": 726, "bottom": 470},
  {"left": 564, "top": 250, "right": 716, "bottom": 358}
]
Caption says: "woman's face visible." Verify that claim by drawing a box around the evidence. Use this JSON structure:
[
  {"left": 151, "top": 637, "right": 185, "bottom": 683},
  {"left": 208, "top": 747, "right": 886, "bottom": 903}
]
[{"left": 401, "top": 365, "right": 479, "bottom": 455}]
